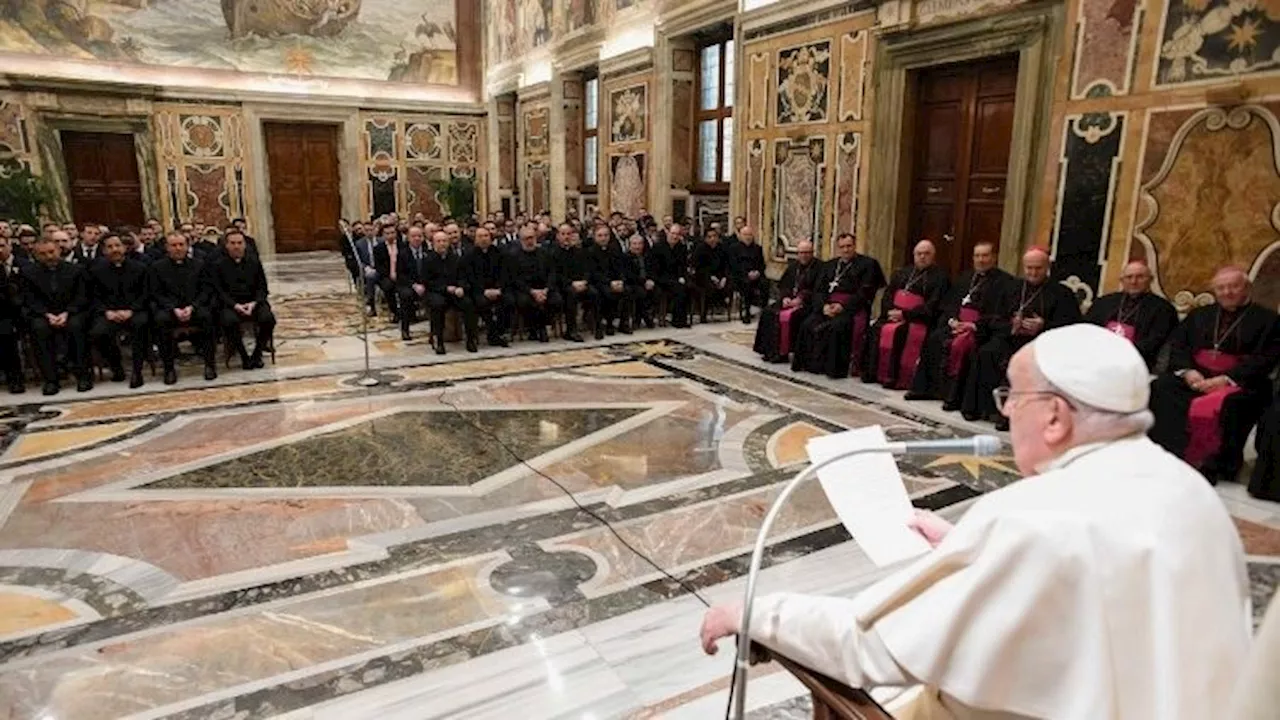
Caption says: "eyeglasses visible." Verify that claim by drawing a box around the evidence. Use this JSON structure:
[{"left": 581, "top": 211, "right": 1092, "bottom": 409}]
[{"left": 992, "top": 387, "right": 1076, "bottom": 414}]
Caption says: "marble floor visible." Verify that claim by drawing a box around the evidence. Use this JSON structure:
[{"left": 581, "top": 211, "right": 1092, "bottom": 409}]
[{"left": 0, "top": 253, "right": 1276, "bottom": 720}]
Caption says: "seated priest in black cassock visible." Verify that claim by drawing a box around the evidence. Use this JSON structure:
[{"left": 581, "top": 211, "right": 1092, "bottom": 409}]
[
  {"left": 23, "top": 234, "right": 90, "bottom": 395},
  {"left": 372, "top": 223, "right": 404, "bottom": 322},
  {"left": 510, "top": 227, "right": 561, "bottom": 343},
  {"left": 692, "top": 228, "right": 732, "bottom": 323},
  {"left": 754, "top": 239, "right": 820, "bottom": 364},
  {"left": 621, "top": 235, "right": 656, "bottom": 331},
  {"left": 551, "top": 223, "right": 591, "bottom": 343},
  {"left": 650, "top": 223, "right": 690, "bottom": 328},
  {"left": 464, "top": 226, "right": 513, "bottom": 347},
  {"left": 87, "top": 234, "right": 150, "bottom": 388},
  {"left": 729, "top": 226, "right": 767, "bottom": 324},
  {"left": 586, "top": 225, "right": 627, "bottom": 338},
  {"left": 394, "top": 226, "right": 430, "bottom": 341},
  {"left": 905, "top": 241, "right": 1010, "bottom": 409},
  {"left": 1085, "top": 260, "right": 1178, "bottom": 371},
  {"left": 150, "top": 231, "right": 219, "bottom": 384},
  {"left": 1149, "top": 266, "right": 1280, "bottom": 485},
  {"left": 791, "top": 233, "right": 886, "bottom": 379},
  {"left": 211, "top": 230, "right": 275, "bottom": 370},
  {"left": 424, "top": 230, "right": 479, "bottom": 355},
  {"left": 860, "top": 239, "right": 949, "bottom": 390},
  {"left": 960, "top": 246, "right": 1082, "bottom": 429},
  {"left": 0, "top": 235, "right": 25, "bottom": 394}
]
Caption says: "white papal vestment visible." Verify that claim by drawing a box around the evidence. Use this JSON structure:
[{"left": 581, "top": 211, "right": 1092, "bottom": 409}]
[{"left": 750, "top": 435, "right": 1251, "bottom": 719}]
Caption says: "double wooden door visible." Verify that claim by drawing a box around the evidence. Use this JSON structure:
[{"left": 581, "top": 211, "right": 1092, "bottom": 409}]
[
  {"left": 264, "top": 122, "right": 341, "bottom": 253},
  {"left": 62, "top": 131, "right": 146, "bottom": 228},
  {"left": 907, "top": 55, "right": 1018, "bottom": 276}
]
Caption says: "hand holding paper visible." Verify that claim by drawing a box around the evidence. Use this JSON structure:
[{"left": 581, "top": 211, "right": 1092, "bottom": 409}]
[{"left": 806, "top": 426, "right": 931, "bottom": 567}]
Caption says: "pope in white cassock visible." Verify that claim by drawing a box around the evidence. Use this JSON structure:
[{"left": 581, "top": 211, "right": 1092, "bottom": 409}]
[{"left": 700, "top": 324, "right": 1252, "bottom": 719}]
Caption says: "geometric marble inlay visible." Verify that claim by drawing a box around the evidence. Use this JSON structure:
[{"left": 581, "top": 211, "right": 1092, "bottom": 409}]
[
  {"left": 141, "top": 409, "right": 643, "bottom": 489},
  {"left": 1, "top": 420, "right": 148, "bottom": 463}
]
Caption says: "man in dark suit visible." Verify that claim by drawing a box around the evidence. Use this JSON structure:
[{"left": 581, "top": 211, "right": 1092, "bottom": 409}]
[
  {"left": 149, "top": 232, "right": 218, "bottom": 384},
  {"left": 210, "top": 229, "right": 275, "bottom": 370},
  {"left": 463, "top": 226, "right": 512, "bottom": 347},
  {"left": 395, "top": 226, "right": 431, "bottom": 341},
  {"left": 692, "top": 228, "right": 732, "bottom": 323},
  {"left": 71, "top": 223, "right": 103, "bottom": 265},
  {"left": 621, "top": 235, "right": 655, "bottom": 331},
  {"left": 585, "top": 225, "right": 626, "bottom": 338},
  {"left": 729, "top": 226, "right": 767, "bottom": 324},
  {"left": 87, "top": 233, "right": 150, "bottom": 388},
  {"left": 0, "top": 235, "right": 25, "bottom": 393},
  {"left": 650, "top": 222, "right": 690, "bottom": 328},
  {"left": 424, "top": 229, "right": 479, "bottom": 354},
  {"left": 371, "top": 223, "right": 403, "bottom": 321},
  {"left": 22, "top": 232, "right": 90, "bottom": 394},
  {"left": 552, "top": 222, "right": 592, "bottom": 343}
]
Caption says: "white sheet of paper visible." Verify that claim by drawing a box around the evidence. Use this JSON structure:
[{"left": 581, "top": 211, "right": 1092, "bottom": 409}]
[{"left": 807, "top": 426, "right": 931, "bottom": 567}]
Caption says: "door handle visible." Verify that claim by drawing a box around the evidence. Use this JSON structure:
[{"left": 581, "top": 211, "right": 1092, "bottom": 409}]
[
  {"left": 926, "top": 185, "right": 943, "bottom": 195},
  {"left": 943, "top": 233, "right": 954, "bottom": 243},
  {"left": 981, "top": 185, "right": 1001, "bottom": 195}
]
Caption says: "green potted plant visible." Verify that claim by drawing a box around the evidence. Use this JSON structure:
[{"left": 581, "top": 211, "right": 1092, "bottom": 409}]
[
  {"left": 430, "top": 174, "right": 477, "bottom": 219},
  {"left": 0, "top": 163, "right": 51, "bottom": 226}
]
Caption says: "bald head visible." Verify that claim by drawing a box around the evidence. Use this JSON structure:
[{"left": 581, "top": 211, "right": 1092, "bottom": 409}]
[
  {"left": 913, "top": 240, "right": 936, "bottom": 269},
  {"left": 1119, "top": 261, "right": 1153, "bottom": 296},
  {"left": 1022, "top": 247, "right": 1050, "bottom": 285},
  {"left": 796, "top": 239, "right": 815, "bottom": 264},
  {"left": 1212, "top": 265, "right": 1251, "bottom": 311},
  {"left": 739, "top": 226, "right": 757, "bottom": 245}
]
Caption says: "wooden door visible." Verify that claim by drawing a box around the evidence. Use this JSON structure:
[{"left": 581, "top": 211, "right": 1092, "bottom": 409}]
[
  {"left": 264, "top": 123, "right": 341, "bottom": 253},
  {"left": 907, "top": 55, "right": 1018, "bottom": 276},
  {"left": 62, "top": 131, "right": 146, "bottom": 228}
]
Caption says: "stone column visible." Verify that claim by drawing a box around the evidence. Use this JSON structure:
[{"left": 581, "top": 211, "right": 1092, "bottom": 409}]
[
  {"left": 649, "top": 32, "right": 675, "bottom": 219},
  {"left": 548, "top": 70, "right": 568, "bottom": 223},
  {"left": 561, "top": 72, "right": 584, "bottom": 222},
  {"left": 667, "top": 37, "right": 697, "bottom": 222},
  {"left": 486, "top": 94, "right": 503, "bottom": 214}
]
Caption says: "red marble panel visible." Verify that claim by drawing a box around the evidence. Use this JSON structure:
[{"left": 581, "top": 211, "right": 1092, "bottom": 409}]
[
  {"left": 671, "top": 80, "right": 694, "bottom": 190},
  {"left": 183, "top": 164, "right": 231, "bottom": 229},
  {"left": 406, "top": 165, "right": 446, "bottom": 221},
  {"left": 1071, "top": 0, "right": 1139, "bottom": 98}
]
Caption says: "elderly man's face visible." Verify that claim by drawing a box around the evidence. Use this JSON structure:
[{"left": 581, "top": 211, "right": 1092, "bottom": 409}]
[
  {"left": 629, "top": 236, "right": 645, "bottom": 255},
  {"left": 1004, "top": 348, "right": 1073, "bottom": 475},
  {"left": 1213, "top": 269, "right": 1250, "bottom": 311},
  {"left": 1023, "top": 253, "right": 1049, "bottom": 284},
  {"left": 740, "top": 228, "right": 756, "bottom": 245},
  {"left": 914, "top": 242, "right": 936, "bottom": 268},
  {"left": 835, "top": 236, "right": 856, "bottom": 261},
  {"left": 1120, "top": 263, "right": 1152, "bottom": 296},
  {"left": 475, "top": 228, "right": 492, "bottom": 249},
  {"left": 35, "top": 239, "right": 61, "bottom": 267},
  {"left": 432, "top": 232, "right": 450, "bottom": 254},
  {"left": 407, "top": 227, "right": 425, "bottom": 249},
  {"left": 166, "top": 234, "right": 188, "bottom": 261}
]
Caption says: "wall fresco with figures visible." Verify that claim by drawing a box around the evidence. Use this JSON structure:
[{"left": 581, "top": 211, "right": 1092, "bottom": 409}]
[
  {"left": 491, "top": 0, "right": 653, "bottom": 65},
  {"left": 600, "top": 68, "right": 653, "bottom": 218}
]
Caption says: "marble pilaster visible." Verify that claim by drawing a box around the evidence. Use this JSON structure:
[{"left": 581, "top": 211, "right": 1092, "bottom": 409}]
[
  {"left": 549, "top": 72, "right": 568, "bottom": 223},
  {"left": 649, "top": 33, "right": 676, "bottom": 219}
]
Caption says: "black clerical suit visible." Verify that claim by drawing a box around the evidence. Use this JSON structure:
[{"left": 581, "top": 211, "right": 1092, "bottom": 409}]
[
  {"left": 907, "top": 267, "right": 1011, "bottom": 407},
  {"left": 692, "top": 241, "right": 732, "bottom": 322},
  {"left": 0, "top": 257, "right": 25, "bottom": 390},
  {"left": 860, "top": 264, "right": 950, "bottom": 389},
  {"left": 510, "top": 244, "right": 561, "bottom": 341},
  {"left": 791, "top": 255, "right": 886, "bottom": 379},
  {"left": 463, "top": 245, "right": 513, "bottom": 345},
  {"left": 585, "top": 242, "right": 626, "bottom": 336},
  {"left": 960, "top": 277, "right": 1082, "bottom": 424},
  {"left": 87, "top": 258, "right": 150, "bottom": 381},
  {"left": 395, "top": 243, "right": 432, "bottom": 338},
  {"left": 620, "top": 248, "right": 655, "bottom": 331},
  {"left": 372, "top": 240, "right": 404, "bottom": 319},
  {"left": 21, "top": 259, "right": 89, "bottom": 389},
  {"left": 729, "top": 241, "right": 767, "bottom": 323},
  {"left": 753, "top": 258, "right": 821, "bottom": 362},
  {"left": 649, "top": 239, "right": 690, "bottom": 327},
  {"left": 149, "top": 256, "right": 217, "bottom": 372},
  {"left": 552, "top": 243, "right": 594, "bottom": 340},
  {"left": 424, "top": 249, "right": 478, "bottom": 352},
  {"left": 1085, "top": 291, "right": 1178, "bottom": 371},
  {"left": 209, "top": 253, "right": 275, "bottom": 366}
]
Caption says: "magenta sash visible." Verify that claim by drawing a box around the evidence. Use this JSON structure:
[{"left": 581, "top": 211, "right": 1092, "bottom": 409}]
[
  {"left": 828, "top": 292, "right": 869, "bottom": 376},
  {"left": 778, "top": 306, "right": 799, "bottom": 356},
  {"left": 877, "top": 290, "right": 928, "bottom": 388},
  {"left": 945, "top": 306, "right": 982, "bottom": 378},
  {"left": 1184, "top": 349, "right": 1242, "bottom": 469},
  {"left": 1105, "top": 321, "right": 1136, "bottom": 342}
]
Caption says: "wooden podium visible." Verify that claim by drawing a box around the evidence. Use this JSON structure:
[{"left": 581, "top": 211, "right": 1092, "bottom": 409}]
[{"left": 752, "top": 644, "right": 895, "bottom": 720}]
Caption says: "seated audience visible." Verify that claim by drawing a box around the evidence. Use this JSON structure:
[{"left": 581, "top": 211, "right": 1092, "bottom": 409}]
[
  {"left": 23, "top": 233, "right": 90, "bottom": 394},
  {"left": 211, "top": 229, "right": 275, "bottom": 370},
  {"left": 753, "top": 239, "right": 820, "bottom": 364},
  {"left": 87, "top": 233, "right": 150, "bottom": 388},
  {"left": 150, "top": 232, "right": 218, "bottom": 384}
]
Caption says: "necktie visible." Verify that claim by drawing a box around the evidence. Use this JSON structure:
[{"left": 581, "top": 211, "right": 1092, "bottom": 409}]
[{"left": 389, "top": 245, "right": 397, "bottom": 281}]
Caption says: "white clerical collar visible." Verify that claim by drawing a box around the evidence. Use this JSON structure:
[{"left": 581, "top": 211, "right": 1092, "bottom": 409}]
[{"left": 1034, "top": 433, "right": 1147, "bottom": 474}]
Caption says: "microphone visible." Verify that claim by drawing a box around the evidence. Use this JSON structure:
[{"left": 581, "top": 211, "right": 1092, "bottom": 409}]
[{"left": 885, "top": 435, "right": 1002, "bottom": 457}]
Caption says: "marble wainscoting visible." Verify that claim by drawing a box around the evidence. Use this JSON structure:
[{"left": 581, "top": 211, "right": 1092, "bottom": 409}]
[{"left": 0, "top": 318, "right": 1273, "bottom": 719}]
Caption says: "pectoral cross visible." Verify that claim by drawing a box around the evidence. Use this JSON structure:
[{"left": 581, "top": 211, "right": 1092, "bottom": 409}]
[
  {"left": 1111, "top": 324, "right": 1126, "bottom": 336},
  {"left": 961, "top": 292, "right": 972, "bottom": 306},
  {"left": 828, "top": 279, "right": 839, "bottom": 292}
]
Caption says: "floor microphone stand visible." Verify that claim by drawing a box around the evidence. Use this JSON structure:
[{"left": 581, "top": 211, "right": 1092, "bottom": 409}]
[
  {"left": 730, "top": 445, "right": 895, "bottom": 720},
  {"left": 354, "top": 262, "right": 379, "bottom": 388}
]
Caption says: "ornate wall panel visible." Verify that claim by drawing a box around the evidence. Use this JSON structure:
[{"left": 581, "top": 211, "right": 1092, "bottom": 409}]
[
  {"left": 497, "top": 99, "right": 517, "bottom": 191},
  {"left": 776, "top": 41, "right": 832, "bottom": 125},
  {"left": 610, "top": 153, "right": 646, "bottom": 219},
  {"left": 609, "top": 84, "right": 648, "bottom": 144},
  {"left": 671, "top": 79, "right": 695, "bottom": 190},
  {"left": 837, "top": 32, "right": 868, "bottom": 122},
  {"left": 358, "top": 113, "right": 484, "bottom": 221},
  {"left": 747, "top": 53, "right": 771, "bottom": 130},
  {"left": 1156, "top": 0, "right": 1280, "bottom": 86},
  {"left": 154, "top": 104, "right": 252, "bottom": 231},
  {"left": 519, "top": 98, "right": 551, "bottom": 213},
  {"left": 0, "top": 93, "right": 36, "bottom": 175},
  {"left": 1051, "top": 112, "right": 1125, "bottom": 300},
  {"left": 833, "top": 133, "right": 861, "bottom": 239},
  {"left": 564, "top": 78, "right": 585, "bottom": 192},
  {"left": 1132, "top": 105, "right": 1280, "bottom": 311},
  {"left": 772, "top": 137, "right": 826, "bottom": 256},
  {"left": 527, "top": 161, "right": 551, "bottom": 214},
  {"left": 1070, "top": 0, "right": 1140, "bottom": 98},
  {"left": 600, "top": 69, "right": 653, "bottom": 216}
]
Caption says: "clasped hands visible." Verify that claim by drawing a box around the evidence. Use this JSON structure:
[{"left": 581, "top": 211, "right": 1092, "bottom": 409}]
[
  {"left": 822, "top": 302, "right": 843, "bottom": 318},
  {"left": 948, "top": 318, "right": 976, "bottom": 335},
  {"left": 233, "top": 301, "right": 257, "bottom": 317},
  {"left": 699, "top": 509, "right": 953, "bottom": 655},
  {"left": 484, "top": 288, "right": 502, "bottom": 301},
  {"left": 44, "top": 311, "right": 69, "bottom": 328},
  {"left": 1011, "top": 314, "right": 1044, "bottom": 336},
  {"left": 104, "top": 309, "right": 134, "bottom": 324},
  {"left": 711, "top": 276, "right": 727, "bottom": 290},
  {"left": 1183, "top": 370, "right": 1231, "bottom": 393},
  {"left": 887, "top": 309, "right": 903, "bottom": 323},
  {"left": 530, "top": 288, "right": 548, "bottom": 305}
]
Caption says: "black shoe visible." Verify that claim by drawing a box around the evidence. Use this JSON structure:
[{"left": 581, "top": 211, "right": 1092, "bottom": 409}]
[
  {"left": 594, "top": 325, "right": 605, "bottom": 340},
  {"left": 605, "top": 324, "right": 616, "bottom": 336},
  {"left": 8, "top": 382, "right": 24, "bottom": 394},
  {"left": 643, "top": 316, "right": 655, "bottom": 330},
  {"left": 566, "top": 332, "right": 585, "bottom": 343},
  {"left": 993, "top": 418, "right": 1010, "bottom": 432},
  {"left": 466, "top": 339, "right": 478, "bottom": 353},
  {"left": 488, "top": 335, "right": 509, "bottom": 348},
  {"left": 204, "top": 365, "right": 218, "bottom": 381},
  {"left": 164, "top": 368, "right": 178, "bottom": 385},
  {"left": 401, "top": 329, "right": 412, "bottom": 341},
  {"left": 239, "top": 354, "right": 252, "bottom": 369},
  {"left": 672, "top": 320, "right": 690, "bottom": 329},
  {"left": 618, "top": 323, "right": 633, "bottom": 335},
  {"left": 42, "top": 382, "right": 59, "bottom": 396},
  {"left": 129, "top": 373, "right": 144, "bottom": 389},
  {"left": 538, "top": 329, "right": 550, "bottom": 343},
  {"left": 76, "top": 377, "right": 93, "bottom": 393},
  {"left": 700, "top": 315, "right": 709, "bottom": 324},
  {"left": 903, "top": 392, "right": 930, "bottom": 401},
  {"left": 110, "top": 367, "right": 126, "bottom": 383},
  {"left": 435, "top": 343, "right": 447, "bottom": 355},
  {"left": 941, "top": 401, "right": 960, "bottom": 412},
  {"left": 961, "top": 411, "right": 980, "bottom": 422},
  {"left": 247, "top": 354, "right": 265, "bottom": 370}
]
